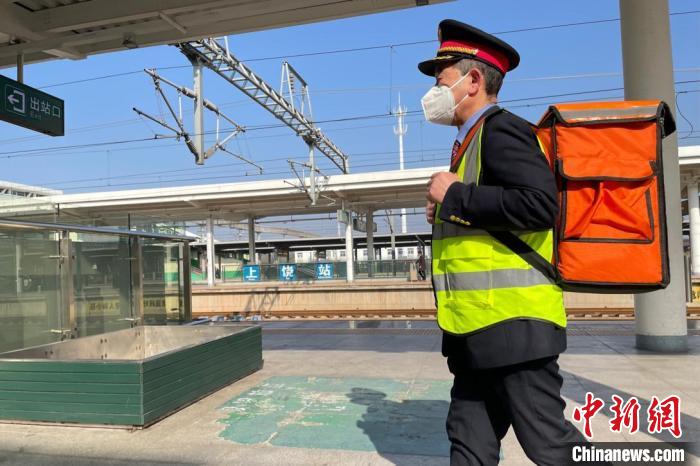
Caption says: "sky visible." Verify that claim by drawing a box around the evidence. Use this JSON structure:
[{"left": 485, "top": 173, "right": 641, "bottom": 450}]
[{"left": 0, "top": 0, "right": 698, "bottom": 238}]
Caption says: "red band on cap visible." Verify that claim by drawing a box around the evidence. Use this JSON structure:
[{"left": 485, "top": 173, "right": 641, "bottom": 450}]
[{"left": 439, "top": 39, "right": 509, "bottom": 74}]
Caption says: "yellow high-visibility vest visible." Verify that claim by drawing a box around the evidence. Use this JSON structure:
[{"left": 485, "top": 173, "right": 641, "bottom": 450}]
[{"left": 432, "top": 119, "right": 566, "bottom": 335}]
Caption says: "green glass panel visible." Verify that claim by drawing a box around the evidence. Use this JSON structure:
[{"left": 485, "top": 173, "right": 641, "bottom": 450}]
[
  {"left": 142, "top": 239, "right": 184, "bottom": 324},
  {"left": 72, "top": 232, "right": 133, "bottom": 337},
  {"left": 0, "top": 228, "right": 63, "bottom": 353}
]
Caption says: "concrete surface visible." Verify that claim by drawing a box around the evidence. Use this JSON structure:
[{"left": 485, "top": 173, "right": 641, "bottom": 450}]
[{"left": 0, "top": 321, "right": 697, "bottom": 465}]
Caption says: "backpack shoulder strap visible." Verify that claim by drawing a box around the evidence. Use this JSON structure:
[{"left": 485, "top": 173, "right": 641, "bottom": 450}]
[
  {"left": 479, "top": 108, "right": 560, "bottom": 283},
  {"left": 487, "top": 231, "right": 559, "bottom": 283}
]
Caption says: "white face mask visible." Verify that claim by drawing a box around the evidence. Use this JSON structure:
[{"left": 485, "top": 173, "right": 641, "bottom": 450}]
[{"left": 421, "top": 73, "right": 469, "bottom": 126}]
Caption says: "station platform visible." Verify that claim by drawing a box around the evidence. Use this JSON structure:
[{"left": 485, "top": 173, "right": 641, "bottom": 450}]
[{"left": 0, "top": 321, "right": 698, "bottom": 465}]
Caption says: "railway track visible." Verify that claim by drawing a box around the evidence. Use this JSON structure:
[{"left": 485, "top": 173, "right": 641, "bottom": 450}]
[{"left": 193, "top": 306, "right": 700, "bottom": 321}]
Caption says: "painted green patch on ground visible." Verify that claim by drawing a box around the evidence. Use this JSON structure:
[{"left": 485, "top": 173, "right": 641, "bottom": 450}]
[{"left": 218, "top": 376, "right": 452, "bottom": 456}]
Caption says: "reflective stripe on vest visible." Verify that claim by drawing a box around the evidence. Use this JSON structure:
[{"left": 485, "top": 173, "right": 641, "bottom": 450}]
[{"left": 431, "top": 117, "right": 566, "bottom": 335}]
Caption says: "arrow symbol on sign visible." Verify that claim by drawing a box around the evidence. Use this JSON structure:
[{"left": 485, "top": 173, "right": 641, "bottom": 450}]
[{"left": 6, "top": 89, "right": 25, "bottom": 114}]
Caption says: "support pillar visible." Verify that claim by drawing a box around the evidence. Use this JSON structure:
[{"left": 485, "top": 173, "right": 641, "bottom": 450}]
[
  {"left": 388, "top": 211, "right": 397, "bottom": 276},
  {"left": 206, "top": 216, "right": 215, "bottom": 288},
  {"left": 16, "top": 54, "right": 23, "bottom": 83},
  {"left": 345, "top": 206, "right": 354, "bottom": 282},
  {"left": 15, "top": 236, "right": 22, "bottom": 295},
  {"left": 181, "top": 244, "right": 192, "bottom": 322},
  {"left": 367, "top": 209, "right": 374, "bottom": 277},
  {"left": 688, "top": 178, "right": 700, "bottom": 276},
  {"left": 620, "top": 0, "right": 687, "bottom": 352},
  {"left": 192, "top": 60, "right": 205, "bottom": 164},
  {"left": 308, "top": 142, "right": 316, "bottom": 205},
  {"left": 248, "top": 216, "right": 256, "bottom": 264}
]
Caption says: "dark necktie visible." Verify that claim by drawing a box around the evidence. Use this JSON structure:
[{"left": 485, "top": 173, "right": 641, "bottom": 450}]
[{"left": 450, "top": 139, "right": 461, "bottom": 172}]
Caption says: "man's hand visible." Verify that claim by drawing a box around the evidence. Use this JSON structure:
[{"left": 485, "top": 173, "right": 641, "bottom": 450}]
[
  {"left": 427, "top": 172, "right": 461, "bottom": 204},
  {"left": 426, "top": 201, "right": 436, "bottom": 225}
]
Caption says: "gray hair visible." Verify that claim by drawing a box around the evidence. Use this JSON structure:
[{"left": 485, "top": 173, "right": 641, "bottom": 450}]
[{"left": 454, "top": 58, "right": 504, "bottom": 97}]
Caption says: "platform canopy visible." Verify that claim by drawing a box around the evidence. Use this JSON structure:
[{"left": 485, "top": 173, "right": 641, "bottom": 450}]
[
  {"left": 3, "top": 145, "right": 699, "bottom": 225},
  {"left": 0, "top": 0, "right": 448, "bottom": 68},
  {"left": 0, "top": 166, "right": 444, "bottom": 224},
  {"left": 679, "top": 145, "right": 700, "bottom": 168}
]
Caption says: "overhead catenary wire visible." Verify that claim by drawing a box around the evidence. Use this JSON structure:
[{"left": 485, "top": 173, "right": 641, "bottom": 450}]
[
  {"left": 676, "top": 92, "right": 695, "bottom": 139},
  {"left": 2, "top": 9, "right": 695, "bottom": 238},
  {"left": 12, "top": 118, "right": 430, "bottom": 165},
  {"left": 6, "top": 102, "right": 700, "bottom": 196},
  {"left": 42, "top": 146, "right": 449, "bottom": 186},
  {"left": 5, "top": 8, "right": 692, "bottom": 193},
  {"left": 45, "top": 123, "right": 699, "bottom": 191},
  {"left": 57, "top": 158, "right": 443, "bottom": 191},
  {"left": 47, "top": 122, "right": 700, "bottom": 191},
  {"left": 4, "top": 81, "right": 699, "bottom": 161},
  {"left": 0, "top": 135, "right": 176, "bottom": 158},
  {"left": 3, "top": 72, "right": 695, "bottom": 147}
]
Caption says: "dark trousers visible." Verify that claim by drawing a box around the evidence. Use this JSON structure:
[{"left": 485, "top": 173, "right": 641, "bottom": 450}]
[{"left": 446, "top": 355, "right": 587, "bottom": 466}]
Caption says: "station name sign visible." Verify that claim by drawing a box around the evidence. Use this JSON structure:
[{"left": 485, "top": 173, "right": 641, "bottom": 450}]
[{"left": 1, "top": 74, "right": 64, "bottom": 136}]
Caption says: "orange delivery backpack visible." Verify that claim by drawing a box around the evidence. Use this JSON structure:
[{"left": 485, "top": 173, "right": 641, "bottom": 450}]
[{"left": 489, "top": 100, "right": 676, "bottom": 293}]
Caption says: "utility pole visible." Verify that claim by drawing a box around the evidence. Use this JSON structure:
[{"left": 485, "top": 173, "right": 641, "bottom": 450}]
[{"left": 394, "top": 95, "right": 408, "bottom": 234}]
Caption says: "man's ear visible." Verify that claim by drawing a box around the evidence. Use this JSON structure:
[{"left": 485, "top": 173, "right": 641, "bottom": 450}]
[{"left": 467, "top": 68, "right": 482, "bottom": 96}]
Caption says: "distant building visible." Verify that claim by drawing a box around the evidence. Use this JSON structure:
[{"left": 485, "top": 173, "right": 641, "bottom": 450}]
[{"left": 293, "top": 246, "right": 427, "bottom": 263}]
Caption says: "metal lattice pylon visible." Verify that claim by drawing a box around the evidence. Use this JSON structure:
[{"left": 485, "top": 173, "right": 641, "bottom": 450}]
[
  {"left": 280, "top": 61, "right": 313, "bottom": 121},
  {"left": 176, "top": 38, "right": 349, "bottom": 174},
  {"left": 133, "top": 69, "right": 261, "bottom": 171}
]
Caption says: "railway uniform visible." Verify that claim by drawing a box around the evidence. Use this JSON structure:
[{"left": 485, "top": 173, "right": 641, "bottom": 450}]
[{"left": 420, "top": 20, "right": 594, "bottom": 465}]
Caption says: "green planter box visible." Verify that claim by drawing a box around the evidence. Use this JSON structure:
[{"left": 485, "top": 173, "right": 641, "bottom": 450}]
[{"left": 0, "top": 325, "right": 262, "bottom": 427}]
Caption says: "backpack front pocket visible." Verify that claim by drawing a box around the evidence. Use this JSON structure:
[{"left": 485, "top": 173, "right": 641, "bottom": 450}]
[{"left": 557, "top": 157, "right": 656, "bottom": 244}]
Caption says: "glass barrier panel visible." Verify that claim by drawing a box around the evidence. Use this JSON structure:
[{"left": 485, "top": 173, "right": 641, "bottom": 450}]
[
  {"left": 0, "top": 228, "right": 63, "bottom": 353},
  {"left": 71, "top": 232, "right": 133, "bottom": 337},
  {"left": 142, "top": 238, "right": 184, "bottom": 324}
]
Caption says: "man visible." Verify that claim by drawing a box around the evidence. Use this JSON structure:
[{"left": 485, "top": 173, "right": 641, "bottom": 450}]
[{"left": 420, "top": 20, "right": 588, "bottom": 465}]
